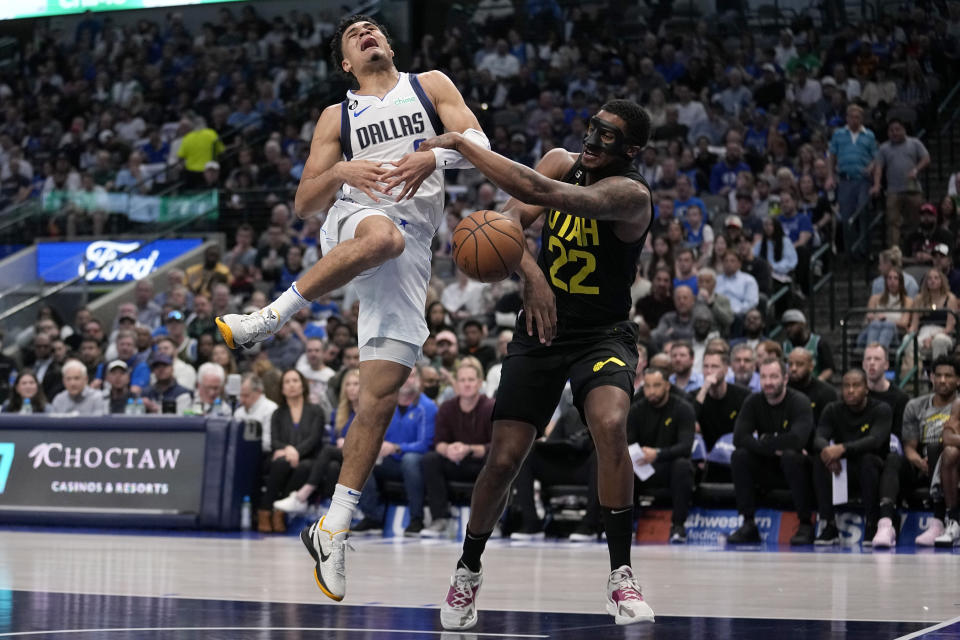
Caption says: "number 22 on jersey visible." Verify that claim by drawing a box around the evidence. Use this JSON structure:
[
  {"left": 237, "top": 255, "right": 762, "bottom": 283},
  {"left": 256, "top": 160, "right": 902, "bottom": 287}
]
[{"left": 546, "top": 210, "right": 600, "bottom": 295}]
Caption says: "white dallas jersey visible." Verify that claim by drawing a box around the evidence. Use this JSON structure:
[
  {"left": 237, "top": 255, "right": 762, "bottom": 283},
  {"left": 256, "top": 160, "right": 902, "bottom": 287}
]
[{"left": 338, "top": 72, "right": 445, "bottom": 231}]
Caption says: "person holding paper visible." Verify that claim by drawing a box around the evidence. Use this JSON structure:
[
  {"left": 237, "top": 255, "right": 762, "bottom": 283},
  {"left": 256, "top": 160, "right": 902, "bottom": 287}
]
[
  {"left": 727, "top": 358, "right": 815, "bottom": 545},
  {"left": 810, "top": 369, "right": 892, "bottom": 546},
  {"left": 625, "top": 366, "right": 696, "bottom": 544}
]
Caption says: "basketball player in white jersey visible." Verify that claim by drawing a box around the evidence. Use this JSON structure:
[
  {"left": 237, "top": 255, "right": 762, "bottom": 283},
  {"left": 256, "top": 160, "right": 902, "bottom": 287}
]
[{"left": 215, "top": 14, "right": 488, "bottom": 601}]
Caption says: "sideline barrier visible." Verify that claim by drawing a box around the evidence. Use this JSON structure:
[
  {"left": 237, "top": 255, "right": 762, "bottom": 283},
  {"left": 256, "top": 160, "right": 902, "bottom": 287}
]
[
  {"left": 0, "top": 415, "right": 260, "bottom": 529},
  {"left": 635, "top": 507, "right": 936, "bottom": 546}
]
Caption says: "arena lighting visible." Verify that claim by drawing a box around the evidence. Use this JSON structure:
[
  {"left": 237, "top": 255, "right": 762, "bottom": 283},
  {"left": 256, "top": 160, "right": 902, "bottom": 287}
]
[{"left": 0, "top": 0, "right": 245, "bottom": 21}]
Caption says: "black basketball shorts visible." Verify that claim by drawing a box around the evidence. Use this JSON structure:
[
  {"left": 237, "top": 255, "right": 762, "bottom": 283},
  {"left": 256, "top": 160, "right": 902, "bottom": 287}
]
[{"left": 492, "top": 315, "right": 639, "bottom": 435}]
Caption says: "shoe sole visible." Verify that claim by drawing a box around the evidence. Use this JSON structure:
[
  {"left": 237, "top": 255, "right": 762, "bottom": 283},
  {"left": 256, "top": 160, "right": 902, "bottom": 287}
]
[
  {"left": 440, "top": 611, "right": 478, "bottom": 631},
  {"left": 814, "top": 540, "right": 840, "bottom": 546},
  {"left": 300, "top": 527, "right": 344, "bottom": 602},
  {"left": 215, "top": 316, "right": 236, "bottom": 350},
  {"left": 605, "top": 601, "right": 655, "bottom": 625}
]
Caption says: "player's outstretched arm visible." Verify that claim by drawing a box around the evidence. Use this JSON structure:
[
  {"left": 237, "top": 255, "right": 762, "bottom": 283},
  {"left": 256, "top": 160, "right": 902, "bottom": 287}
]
[
  {"left": 419, "top": 133, "right": 649, "bottom": 228},
  {"left": 294, "top": 105, "right": 389, "bottom": 218}
]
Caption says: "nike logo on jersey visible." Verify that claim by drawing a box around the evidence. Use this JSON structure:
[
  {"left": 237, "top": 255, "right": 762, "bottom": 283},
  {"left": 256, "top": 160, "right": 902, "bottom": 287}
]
[
  {"left": 353, "top": 105, "right": 372, "bottom": 117},
  {"left": 593, "top": 357, "right": 626, "bottom": 372}
]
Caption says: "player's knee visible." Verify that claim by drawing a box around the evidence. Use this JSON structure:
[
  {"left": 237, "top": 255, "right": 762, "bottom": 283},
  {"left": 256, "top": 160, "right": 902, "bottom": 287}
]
[
  {"left": 363, "top": 223, "right": 405, "bottom": 260},
  {"left": 485, "top": 449, "right": 524, "bottom": 482},
  {"left": 586, "top": 411, "right": 626, "bottom": 442}
]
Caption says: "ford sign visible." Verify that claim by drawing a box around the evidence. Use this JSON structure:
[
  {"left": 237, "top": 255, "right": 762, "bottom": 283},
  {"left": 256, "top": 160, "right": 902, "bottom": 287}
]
[{"left": 36, "top": 238, "right": 203, "bottom": 283}]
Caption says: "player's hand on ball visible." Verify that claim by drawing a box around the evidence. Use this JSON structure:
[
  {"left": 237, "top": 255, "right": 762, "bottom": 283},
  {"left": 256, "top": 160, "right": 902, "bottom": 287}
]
[
  {"left": 418, "top": 132, "right": 462, "bottom": 152},
  {"left": 523, "top": 271, "right": 557, "bottom": 345},
  {"left": 335, "top": 159, "right": 390, "bottom": 203},
  {"left": 382, "top": 151, "right": 436, "bottom": 200}
]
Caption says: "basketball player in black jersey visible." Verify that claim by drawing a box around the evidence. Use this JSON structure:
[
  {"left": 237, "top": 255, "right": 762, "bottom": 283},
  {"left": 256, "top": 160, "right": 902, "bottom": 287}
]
[{"left": 417, "top": 100, "right": 655, "bottom": 629}]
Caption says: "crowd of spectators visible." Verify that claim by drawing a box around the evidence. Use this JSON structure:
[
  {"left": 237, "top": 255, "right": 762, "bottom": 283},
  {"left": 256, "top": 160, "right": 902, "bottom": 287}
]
[
  {"left": 0, "top": 5, "right": 338, "bottom": 236},
  {"left": 3, "top": 2, "right": 960, "bottom": 546}
]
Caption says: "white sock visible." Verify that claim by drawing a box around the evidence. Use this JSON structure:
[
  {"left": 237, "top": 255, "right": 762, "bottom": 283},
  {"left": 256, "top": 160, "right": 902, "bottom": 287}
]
[
  {"left": 323, "top": 483, "right": 361, "bottom": 532},
  {"left": 270, "top": 282, "right": 310, "bottom": 324}
]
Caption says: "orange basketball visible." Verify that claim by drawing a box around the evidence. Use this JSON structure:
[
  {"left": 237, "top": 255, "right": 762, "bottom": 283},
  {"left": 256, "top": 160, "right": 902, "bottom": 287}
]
[{"left": 452, "top": 210, "right": 525, "bottom": 282}]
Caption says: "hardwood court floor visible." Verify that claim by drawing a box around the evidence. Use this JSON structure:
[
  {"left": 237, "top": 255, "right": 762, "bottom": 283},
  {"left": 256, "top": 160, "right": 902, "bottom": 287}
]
[{"left": 0, "top": 529, "right": 958, "bottom": 638}]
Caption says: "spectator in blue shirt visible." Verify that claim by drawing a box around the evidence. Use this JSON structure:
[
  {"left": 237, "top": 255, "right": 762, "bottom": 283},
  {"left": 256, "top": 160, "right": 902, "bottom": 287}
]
[
  {"left": 778, "top": 189, "right": 814, "bottom": 292},
  {"left": 95, "top": 330, "right": 150, "bottom": 394},
  {"left": 227, "top": 97, "right": 262, "bottom": 131},
  {"left": 139, "top": 128, "right": 170, "bottom": 165},
  {"left": 710, "top": 141, "right": 751, "bottom": 196},
  {"left": 656, "top": 44, "right": 686, "bottom": 84},
  {"left": 674, "top": 174, "right": 708, "bottom": 223},
  {"left": 828, "top": 104, "right": 877, "bottom": 259},
  {"left": 354, "top": 366, "right": 438, "bottom": 536},
  {"left": 673, "top": 248, "right": 699, "bottom": 295}
]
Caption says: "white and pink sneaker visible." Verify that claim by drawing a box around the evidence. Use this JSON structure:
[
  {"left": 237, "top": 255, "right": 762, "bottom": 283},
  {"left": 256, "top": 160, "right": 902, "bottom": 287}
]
[
  {"left": 440, "top": 566, "right": 483, "bottom": 630},
  {"left": 871, "top": 517, "right": 897, "bottom": 549},
  {"left": 915, "top": 518, "right": 945, "bottom": 547},
  {"left": 606, "top": 565, "right": 655, "bottom": 625}
]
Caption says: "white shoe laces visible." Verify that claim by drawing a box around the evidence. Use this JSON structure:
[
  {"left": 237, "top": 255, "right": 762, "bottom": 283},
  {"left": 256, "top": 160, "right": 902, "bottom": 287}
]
[
  {"left": 613, "top": 573, "right": 644, "bottom": 602},
  {"left": 447, "top": 572, "right": 477, "bottom": 609}
]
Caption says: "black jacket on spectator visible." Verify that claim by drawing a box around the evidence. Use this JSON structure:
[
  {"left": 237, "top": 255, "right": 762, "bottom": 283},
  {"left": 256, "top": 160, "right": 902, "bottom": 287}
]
[
  {"left": 734, "top": 389, "right": 814, "bottom": 456},
  {"left": 869, "top": 385, "right": 909, "bottom": 440},
  {"left": 813, "top": 398, "right": 892, "bottom": 457},
  {"left": 636, "top": 294, "right": 675, "bottom": 330},
  {"left": 627, "top": 393, "right": 696, "bottom": 461},
  {"left": 271, "top": 403, "right": 325, "bottom": 458},
  {"left": 695, "top": 383, "right": 751, "bottom": 450}
]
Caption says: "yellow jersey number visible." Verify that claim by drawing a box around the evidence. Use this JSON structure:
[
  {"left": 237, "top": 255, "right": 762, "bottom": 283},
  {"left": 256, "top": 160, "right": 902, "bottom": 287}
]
[{"left": 547, "top": 236, "right": 599, "bottom": 294}]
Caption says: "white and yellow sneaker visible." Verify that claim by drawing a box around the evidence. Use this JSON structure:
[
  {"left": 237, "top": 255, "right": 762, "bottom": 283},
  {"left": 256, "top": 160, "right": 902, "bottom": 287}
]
[
  {"left": 300, "top": 516, "right": 350, "bottom": 602},
  {"left": 216, "top": 307, "right": 280, "bottom": 349}
]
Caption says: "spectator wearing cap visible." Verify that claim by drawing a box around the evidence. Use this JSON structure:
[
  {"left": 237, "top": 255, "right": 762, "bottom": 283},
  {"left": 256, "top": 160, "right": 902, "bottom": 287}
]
[
  {"left": 709, "top": 141, "right": 751, "bottom": 197},
  {"left": 932, "top": 244, "right": 960, "bottom": 296},
  {"left": 186, "top": 245, "right": 232, "bottom": 297},
  {"left": 105, "top": 304, "right": 139, "bottom": 357},
  {"left": 51, "top": 360, "right": 107, "bottom": 416},
  {"left": 904, "top": 204, "right": 953, "bottom": 265},
  {"left": 782, "top": 309, "right": 835, "bottom": 381},
  {"left": 716, "top": 250, "right": 760, "bottom": 316},
  {"left": 873, "top": 119, "right": 930, "bottom": 248},
  {"left": 202, "top": 161, "right": 221, "bottom": 189},
  {"left": 153, "top": 336, "right": 197, "bottom": 390},
  {"left": 433, "top": 330, "right": 460, "bottom": 398},
  {"left": 163, "top": 310, "right": 197, "bottom": 365},
  {"left": 142, "top": 351, "right": 193, "bottom": 413},
  {"left": 827, "top": 104, "right": 877, "bottom": 260},
  {"left": 753, "top": 63, "right": 786, "bottom": 110},
  {"left": 96, "top": 330, "right": 150, "bottom": 394},
  {"left": 102, "top": 360, "right": 136, "bottom": 414}
]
